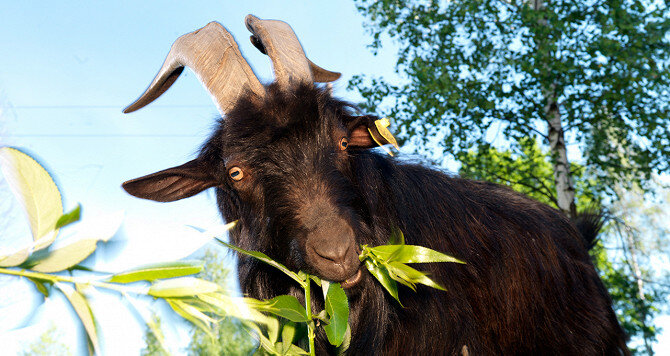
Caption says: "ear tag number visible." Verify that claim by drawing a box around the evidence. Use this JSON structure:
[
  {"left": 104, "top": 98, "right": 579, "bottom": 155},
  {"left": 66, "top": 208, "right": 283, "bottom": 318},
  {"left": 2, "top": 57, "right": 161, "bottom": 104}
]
[{"left": 368, "top": 118, "right": 400, "bottom": 156}]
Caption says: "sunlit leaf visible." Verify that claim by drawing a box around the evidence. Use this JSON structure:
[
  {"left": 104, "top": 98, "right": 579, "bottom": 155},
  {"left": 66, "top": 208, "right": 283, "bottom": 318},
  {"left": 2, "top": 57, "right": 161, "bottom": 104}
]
[
  {"left": 371, "top": 245, "right": 465, "bottom": 264},
  {"left": 25, "top": 211, "right": 123, "bottom": 272},
  {"left": 244, "top": 319, "right": 280, "bottom": 355},
  {"left": 55, "top": 204, "right": 82, "bottom": 229},
  {"left": 284, "top": 343, "right": 310, "bottom": 355},
  {"left": 166, "top": 298, "right": 213, "bottom": 337},
  {"left": 281, "top": 321, "right": 297, "bottom": 347},
  {"left": 309, "top": 275, "right": 322, "bottom": 287},
  {"left": 323, "top": 283, "right": 349, "bottom": 347},
  {"left": 109, "top": 261, "right": 203, "bottom": 283},
  {"left": 266, "top": 314, "right": 281, "bottom": 344},
  {"left": 387, "top": 261, "right": 446, "bottom": 291},
  {"left": 27, "top": 239, "right": 99, "bottom": 273},
  {"left": 0, "top": 147, "right": 63, "bottom": 250},
  {"left": 198, "top": 293, "right": 254, "bottom": 319},
  {"left": 261, "top": 295, "right": 309, "bottom": 323},
  {"left": 56, "top": 283, "right": 99, "bottom": 355},
  {"left": 364, "top": 259, "right": 401, "bottom": 305},
  {"left": 0, "top": 247, "right": 31, "bottom": 267},
  {"left": 148, "top": 277, "right": 221, "bottom": 297}
]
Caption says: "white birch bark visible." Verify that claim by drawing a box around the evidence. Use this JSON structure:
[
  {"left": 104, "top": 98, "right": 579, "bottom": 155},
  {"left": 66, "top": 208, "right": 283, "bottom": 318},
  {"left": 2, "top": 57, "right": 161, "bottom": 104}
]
[
  {"left": 546, "top": 97, "right": 576, "bottom": 218},
  {"left": 533, "top": 0, "right": 577, "bottom": 217}
]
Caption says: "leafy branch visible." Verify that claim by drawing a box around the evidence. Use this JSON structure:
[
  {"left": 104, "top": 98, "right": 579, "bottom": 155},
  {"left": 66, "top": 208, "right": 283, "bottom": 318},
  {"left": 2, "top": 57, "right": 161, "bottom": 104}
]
[
  {"left": 212, "top": 226, "right": 465, "bottom": 355},
  {"left": 1, "top": 146, "right": 466, "bottom": 355}
]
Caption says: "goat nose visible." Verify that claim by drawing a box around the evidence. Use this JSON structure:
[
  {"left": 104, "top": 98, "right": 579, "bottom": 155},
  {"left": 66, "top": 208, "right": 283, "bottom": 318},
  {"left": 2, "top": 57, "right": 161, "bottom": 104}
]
[{"left": 314, "top": 242, "right": 351, "bottom": 265}]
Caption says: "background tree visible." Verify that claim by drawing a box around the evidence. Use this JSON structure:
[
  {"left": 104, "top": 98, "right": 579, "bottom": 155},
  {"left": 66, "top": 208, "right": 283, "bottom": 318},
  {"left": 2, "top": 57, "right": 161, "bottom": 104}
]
[
  {"left": 459, "top": 142, "right": 668, "bottom": 354},
  {"left": 20, "top": 324, "right": 72, "bottom": 356},
  {"left": 186, "top": 249, "right": 256, "bottom": 356},
  {"left": 140, "top": 249, "right": 256, "bottom": 356},
  {"left": 141, "top": 315, "right": 170, "bottom": 356},
  {"left": 350, "top": 0, "right": 670, "bottom": 353},
  {"left": 350, "top": 0, "right": 670, "bottom": 217}
]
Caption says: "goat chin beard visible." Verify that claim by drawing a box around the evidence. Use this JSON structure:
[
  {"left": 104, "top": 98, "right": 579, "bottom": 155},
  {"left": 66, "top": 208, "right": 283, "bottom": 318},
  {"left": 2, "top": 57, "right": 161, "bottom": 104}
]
[{"left": 338, "top": 269, "right": 363, "bottom": 289}]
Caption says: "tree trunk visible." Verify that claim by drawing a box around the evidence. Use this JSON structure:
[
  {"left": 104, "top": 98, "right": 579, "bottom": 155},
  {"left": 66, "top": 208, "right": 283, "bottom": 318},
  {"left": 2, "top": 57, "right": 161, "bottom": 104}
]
[
  {"left": 546, "top": 96, "right": 577, "bottom": 218},
  {"left": 533, "top": 0, "right": 577, "bottom": 218}
]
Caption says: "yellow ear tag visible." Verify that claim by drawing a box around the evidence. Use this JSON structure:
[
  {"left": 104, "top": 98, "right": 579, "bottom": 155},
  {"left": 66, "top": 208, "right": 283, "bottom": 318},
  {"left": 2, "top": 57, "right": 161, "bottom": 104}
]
[{"left": 368, "top": 118, "right": 400, "bottom": 156}]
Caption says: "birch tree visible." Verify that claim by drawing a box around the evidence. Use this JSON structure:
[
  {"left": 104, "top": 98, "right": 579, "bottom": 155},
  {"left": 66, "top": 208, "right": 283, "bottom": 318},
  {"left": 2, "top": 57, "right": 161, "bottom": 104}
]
[{"left": 350, "top": 0, "right": 670, "bottom": 218}]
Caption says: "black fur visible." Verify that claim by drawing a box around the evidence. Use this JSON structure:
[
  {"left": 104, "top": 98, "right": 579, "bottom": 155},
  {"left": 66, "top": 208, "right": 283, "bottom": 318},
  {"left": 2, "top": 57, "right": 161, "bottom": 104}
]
[{"left": 151, "top": 83, "right": 629, "bottom": 354}]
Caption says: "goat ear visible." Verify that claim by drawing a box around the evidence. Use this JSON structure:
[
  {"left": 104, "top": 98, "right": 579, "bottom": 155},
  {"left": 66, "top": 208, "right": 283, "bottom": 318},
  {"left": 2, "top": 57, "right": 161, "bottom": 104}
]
[
  {"left": 122, "top": 159, "right": 218, "bottom": 202},
  {"left": 347, "top": 116, "right": 399, "bottom": 149}
]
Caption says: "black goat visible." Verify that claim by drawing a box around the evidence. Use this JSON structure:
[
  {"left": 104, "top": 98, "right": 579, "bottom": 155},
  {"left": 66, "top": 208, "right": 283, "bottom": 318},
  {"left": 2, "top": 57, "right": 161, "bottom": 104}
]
[{"left": 122, "top": 15, "right": 628, "bottom": 355}]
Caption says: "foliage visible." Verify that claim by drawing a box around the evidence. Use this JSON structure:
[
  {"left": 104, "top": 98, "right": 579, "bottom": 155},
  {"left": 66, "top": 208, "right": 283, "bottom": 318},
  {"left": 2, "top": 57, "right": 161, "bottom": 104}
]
[
  {"left": 359, "top": 227, "right": 465, "bottom": 305},
  {"left": 1, "top": 145, "right": 460, "bottom": 356},
  {"left": 350, "top": 0, "right": 670, "bottom": 197},
  {"left": 591, "top": 242, "right": 665, "bottom": 355},
  {"left": 141, "top": 314, "right": 170, "bottom": 356},
  {"left": 0, "top": 147, "right": 246, "bottom": 356},
  {"left": 216, "top": 238, "right": 349, "bottom": 355},
  {"left": 458, "top": 143, "right": 667, "bottom": 353},
  {"left": 20, "top": 323, "right": 72, "bottom": 356},
  {"left": 458, "top": 137, "right": 599, "bottom": 207},
  {"left": 186, "top": 249, "right": 256, "bottom": 356},
  {"left": 215, "top": 229, "right": 463, "bottom": 355},
  {"left": 351, "top": 1, "right": 670, "bottom": 353}
]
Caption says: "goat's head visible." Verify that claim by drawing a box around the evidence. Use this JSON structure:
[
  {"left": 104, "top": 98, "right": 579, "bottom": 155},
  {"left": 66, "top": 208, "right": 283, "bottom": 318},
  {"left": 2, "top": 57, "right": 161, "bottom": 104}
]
[{"left": 122, "top": 16, "right": 394, "bottom": 285}]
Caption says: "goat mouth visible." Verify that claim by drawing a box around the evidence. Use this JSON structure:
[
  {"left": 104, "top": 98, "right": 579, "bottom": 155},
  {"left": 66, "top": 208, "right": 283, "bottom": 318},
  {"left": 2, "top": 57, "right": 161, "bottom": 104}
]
[{"left": 340, "top": 268, "right": 363, "bottom": 289}]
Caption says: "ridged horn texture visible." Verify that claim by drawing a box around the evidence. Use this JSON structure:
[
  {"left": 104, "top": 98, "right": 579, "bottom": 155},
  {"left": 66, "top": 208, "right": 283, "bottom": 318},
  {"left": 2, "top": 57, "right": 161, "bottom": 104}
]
[
  {"left": 245, "top": 14, "right": 341, "bottom": 88},
  {"left": 123, "top": 21, "right": 265, "bottom": 115}
]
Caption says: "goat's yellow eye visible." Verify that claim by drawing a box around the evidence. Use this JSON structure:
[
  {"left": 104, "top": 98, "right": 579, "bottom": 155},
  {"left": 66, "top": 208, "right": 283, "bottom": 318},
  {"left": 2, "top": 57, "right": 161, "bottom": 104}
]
[
  {"left": 339, "top": 137, "right": 349, "bottom": 151},
  {"left": 229, "top": 166, "right": 244, "bottom": 181}
]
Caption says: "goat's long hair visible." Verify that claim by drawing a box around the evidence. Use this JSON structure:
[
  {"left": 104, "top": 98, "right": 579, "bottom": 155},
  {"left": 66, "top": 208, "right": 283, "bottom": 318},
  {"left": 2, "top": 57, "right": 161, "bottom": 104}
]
[{"left": 203, "top": 84, "right": 629, "bottom": 355}]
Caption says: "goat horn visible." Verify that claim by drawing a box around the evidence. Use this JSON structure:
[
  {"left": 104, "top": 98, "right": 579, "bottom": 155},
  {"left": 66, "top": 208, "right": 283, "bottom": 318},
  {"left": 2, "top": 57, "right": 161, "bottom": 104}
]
[
  {"left": 245, "top": 14, "right": 341, "bottom": 87},
  {"left": 123, "top": 22, "right": 265, "bottom": 115}
]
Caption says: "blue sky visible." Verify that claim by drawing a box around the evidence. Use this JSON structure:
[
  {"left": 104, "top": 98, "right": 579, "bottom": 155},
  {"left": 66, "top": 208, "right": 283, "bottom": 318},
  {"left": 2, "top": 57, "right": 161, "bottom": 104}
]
[
  {"left": 0, "top": 1, "right": 667, "bottom": 355},
  {"left": 0, "top": 1, "right": 399, "bottom": 354}
]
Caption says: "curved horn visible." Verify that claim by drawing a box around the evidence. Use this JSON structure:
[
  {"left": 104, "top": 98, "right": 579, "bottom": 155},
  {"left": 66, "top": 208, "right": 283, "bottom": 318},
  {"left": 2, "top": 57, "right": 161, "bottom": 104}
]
[
  {"left": 245, "top": 14, "right": 341, "bottom": 88},
  {"left": 124, "top": 22, "right": 265, "bottom": 115}
]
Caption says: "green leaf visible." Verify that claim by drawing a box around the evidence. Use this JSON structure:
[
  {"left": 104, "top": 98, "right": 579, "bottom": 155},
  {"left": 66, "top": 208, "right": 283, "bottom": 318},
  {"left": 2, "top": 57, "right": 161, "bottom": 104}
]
[
  {"left": 260, "top": 295, "right": 309, "bottom": 323},
  {"left": 0, "top": 247, "right": 31, "bottom": 267},
  {"left": 281, "top": 321, "right": 297, "bottom": 349},
  {"left": 336, "top": 324, "right": 351, "bottom": 356},
  {"left": 56, "top": 283, "right": 99, "bottom": 355},
  {"left": 240, "top": 319, "right": 277, "bottom": 354},
  {"left": 309, "top": 275, "right": 322, "bottom": 287},
  {"left": 166, "top": 298, "right": 214, "bottom": 337},
  {"left": 198, "top": 293, "right": 260, "bottom": 321},
  {"left": 323, "top": 283, "right": 349, "bottom": 347},
  {"left": 55, "top": 204, "right": 82, "bottom": 229},
  {"left": 0, "top": 147, "right": 63, "bottom": 250},
  {"left": 28, "top": 277, "right": 50, "bottom": 298},
  {"left": 25, "top": 211, "right": 122, "bottom": 272},
  {"left": 364, "top": 259, "right": 401, "bottom": 305},
  {"left": 27, "top": 239, "right": 99, "bottom": 273},
  {"left": 108, "top": 261, "right": 204, "bottom": 283},
  {"left": 264, "top": 314, "right": 281, "bottom": 345},
  {"left": 371, "top": 245, "right": 465, "bottom": 264},
  {"left": 386, "top": 261, "right": 446, "bottom": 291},
  {"left": 388, "top": 226, "right": 405, "bottom": 245},
  {"left": 148, "top": 277, "right": 221, "bottom": 298},
  {"left": 282, "top": 343, "right": 309, "bottom": 355},
  {"left": 216, "top": 239, "right": 303, "bottom": 286}
]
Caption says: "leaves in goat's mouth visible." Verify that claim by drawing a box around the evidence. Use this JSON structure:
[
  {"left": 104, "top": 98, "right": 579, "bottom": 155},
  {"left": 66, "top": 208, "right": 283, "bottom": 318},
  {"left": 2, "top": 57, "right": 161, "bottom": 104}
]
[
  {"left": 359, "top": 227, "right": 466, "bottom": 305},
  {"left": 209, "top": 223, "right": 464, "bottom": 354}
]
